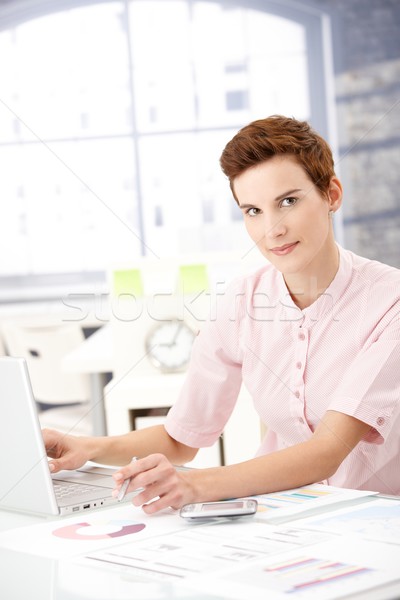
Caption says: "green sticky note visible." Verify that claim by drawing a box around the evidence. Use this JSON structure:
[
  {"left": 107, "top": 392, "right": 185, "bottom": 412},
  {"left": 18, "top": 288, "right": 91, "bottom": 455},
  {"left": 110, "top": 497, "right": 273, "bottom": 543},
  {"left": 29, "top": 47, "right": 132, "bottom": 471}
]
[
  {"left": 178, "top": 264, "right": 209, "bottom": 294},
  {"left": 113, "top": 268, "right": 143, "bottom": 296}
]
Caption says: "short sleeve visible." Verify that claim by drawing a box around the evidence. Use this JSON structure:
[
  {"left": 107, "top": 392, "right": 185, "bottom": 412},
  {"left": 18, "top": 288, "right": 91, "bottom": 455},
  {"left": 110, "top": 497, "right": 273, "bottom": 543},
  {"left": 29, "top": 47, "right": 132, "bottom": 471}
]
[
  {"left": 328, "top": 317, "right": 400, "bottom": 444},
  {"left": 165, "top": 279, "right": 245, "bottom": 448}
]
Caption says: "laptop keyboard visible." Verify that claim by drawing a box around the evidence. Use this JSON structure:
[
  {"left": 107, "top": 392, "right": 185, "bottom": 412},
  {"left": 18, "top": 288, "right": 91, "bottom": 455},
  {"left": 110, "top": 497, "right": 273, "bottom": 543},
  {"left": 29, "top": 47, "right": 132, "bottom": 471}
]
[{"left": 53, "top": 482, "right": 100, "bottom": 499}]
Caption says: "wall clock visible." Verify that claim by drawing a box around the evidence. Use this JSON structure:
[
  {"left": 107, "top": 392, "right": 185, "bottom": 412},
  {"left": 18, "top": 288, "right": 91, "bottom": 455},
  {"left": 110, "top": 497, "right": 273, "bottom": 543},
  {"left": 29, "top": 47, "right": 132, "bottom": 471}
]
[{"left": 145, "top": 319, "right": 196, "bottom": 373}]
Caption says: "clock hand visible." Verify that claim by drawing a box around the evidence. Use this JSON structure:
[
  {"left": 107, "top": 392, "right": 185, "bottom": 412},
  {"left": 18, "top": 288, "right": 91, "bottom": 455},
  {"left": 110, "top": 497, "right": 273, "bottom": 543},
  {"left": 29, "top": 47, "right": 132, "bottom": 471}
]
[
  {"left": 158, "top": 324, "right": 183, "bottom": 348},
  {"left": 171, "top": 323, "right": 183, "bottom": 344}
]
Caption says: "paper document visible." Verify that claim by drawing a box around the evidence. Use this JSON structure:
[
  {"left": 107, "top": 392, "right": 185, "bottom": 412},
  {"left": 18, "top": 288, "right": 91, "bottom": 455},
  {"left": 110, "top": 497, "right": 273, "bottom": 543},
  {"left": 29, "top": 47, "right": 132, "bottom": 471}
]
[
  {"left": 249, "top": 483, "right": 377, "bottom": 523},
  {"left": 78, "top": 519, "right": 332, "bottom": 583},
  {"left": 296, "top": 497, "right": 400, "bottom": 545},
  {"left": 183, "top": 536, "right": 400, "bottom": 600},
  {"left": 0, "top": 504, "right": 186, "bottom": 559}
]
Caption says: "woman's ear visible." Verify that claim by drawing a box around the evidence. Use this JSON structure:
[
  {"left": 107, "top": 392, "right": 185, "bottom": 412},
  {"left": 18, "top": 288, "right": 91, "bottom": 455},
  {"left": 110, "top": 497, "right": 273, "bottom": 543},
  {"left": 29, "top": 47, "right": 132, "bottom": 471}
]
[{"left": 327, "top": 177, "right": 343, "bottom": 213}]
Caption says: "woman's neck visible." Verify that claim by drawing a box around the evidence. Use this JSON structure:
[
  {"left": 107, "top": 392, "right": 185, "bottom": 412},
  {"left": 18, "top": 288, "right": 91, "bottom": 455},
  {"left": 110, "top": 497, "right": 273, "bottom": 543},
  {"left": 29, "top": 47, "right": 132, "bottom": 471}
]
[{"left": 284, "top": 244, "right": 340, "bottom": 310}]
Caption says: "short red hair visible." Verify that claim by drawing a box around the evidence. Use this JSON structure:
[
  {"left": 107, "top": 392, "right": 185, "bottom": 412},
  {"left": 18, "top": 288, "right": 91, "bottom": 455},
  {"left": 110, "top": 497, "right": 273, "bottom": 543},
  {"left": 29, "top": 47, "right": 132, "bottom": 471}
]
[{"left": 220, "top": 115, "right": 335, "bottom": 203}]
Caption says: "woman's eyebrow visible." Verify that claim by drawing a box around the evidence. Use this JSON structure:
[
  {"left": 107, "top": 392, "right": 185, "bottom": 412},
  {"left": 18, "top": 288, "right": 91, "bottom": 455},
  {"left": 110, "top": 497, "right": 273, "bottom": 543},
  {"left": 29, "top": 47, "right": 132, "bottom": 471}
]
[
  {"left": 239, "top": 188, "right": 302, "bottom": 209},
  {"left": 238, "top": 202, "right": 256, "bottom": 209},
  {"left": 274, "top": 188, "right": 302, "bottom": 202}
]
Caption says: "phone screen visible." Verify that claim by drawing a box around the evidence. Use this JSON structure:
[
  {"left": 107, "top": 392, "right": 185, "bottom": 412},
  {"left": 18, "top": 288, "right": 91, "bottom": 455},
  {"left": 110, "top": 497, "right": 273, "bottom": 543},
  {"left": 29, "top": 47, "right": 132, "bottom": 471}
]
[
  {"left": 201, "top": 501, "right": 244, "bottom": 512},
  {"left": 180, "top": 499, "right": 258, "bottom": 519}
]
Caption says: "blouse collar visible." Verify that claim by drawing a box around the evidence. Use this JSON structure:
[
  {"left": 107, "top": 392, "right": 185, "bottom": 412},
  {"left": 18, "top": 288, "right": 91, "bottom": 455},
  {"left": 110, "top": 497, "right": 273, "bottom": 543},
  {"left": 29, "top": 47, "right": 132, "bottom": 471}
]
[{"left": 277, "top": 244, "right": 353, "bottom": 327}]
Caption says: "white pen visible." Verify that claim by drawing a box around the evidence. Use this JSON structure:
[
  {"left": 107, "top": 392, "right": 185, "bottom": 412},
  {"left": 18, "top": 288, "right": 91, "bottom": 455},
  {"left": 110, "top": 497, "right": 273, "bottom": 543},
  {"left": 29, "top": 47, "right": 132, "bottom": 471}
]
[{"left": 117, "top": 456, "right": 138, "bottom": 502}]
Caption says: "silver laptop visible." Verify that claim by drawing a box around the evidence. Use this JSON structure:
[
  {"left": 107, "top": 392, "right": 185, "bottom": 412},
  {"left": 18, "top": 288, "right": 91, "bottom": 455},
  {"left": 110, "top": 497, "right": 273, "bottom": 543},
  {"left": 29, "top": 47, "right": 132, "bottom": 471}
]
[{"left": 0, "top": 356, "right": 135, "bottom": 516}]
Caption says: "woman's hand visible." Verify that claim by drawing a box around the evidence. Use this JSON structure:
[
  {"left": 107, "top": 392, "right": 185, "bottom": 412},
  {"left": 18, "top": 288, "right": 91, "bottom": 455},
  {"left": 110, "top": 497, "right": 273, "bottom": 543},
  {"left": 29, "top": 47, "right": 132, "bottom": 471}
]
[
  {"left": 113, "top": 453, "right": 196, "bottom": 514},
  {"left": 42, "top": 428, "right": 92, "bottom": 473}
]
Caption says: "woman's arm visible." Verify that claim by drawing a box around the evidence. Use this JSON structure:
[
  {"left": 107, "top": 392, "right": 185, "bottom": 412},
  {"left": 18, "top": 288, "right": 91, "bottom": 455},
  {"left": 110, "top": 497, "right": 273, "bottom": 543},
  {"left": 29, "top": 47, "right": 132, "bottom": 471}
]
[
  {"left": 113, "top": 410, "right": 372, "bottom": 514},
  {"left": 187, "top": 410, "right": 372, "bottom": 500},
  {"left": 43, "top": 424, "right": 197, "bottom": 473}
]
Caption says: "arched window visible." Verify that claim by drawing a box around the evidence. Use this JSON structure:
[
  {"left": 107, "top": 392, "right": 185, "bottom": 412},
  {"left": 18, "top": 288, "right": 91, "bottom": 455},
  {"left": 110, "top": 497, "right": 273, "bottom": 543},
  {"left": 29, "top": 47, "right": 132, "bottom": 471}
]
[{"left": 0, "top": 0, "right": 334, "bottom": 297}]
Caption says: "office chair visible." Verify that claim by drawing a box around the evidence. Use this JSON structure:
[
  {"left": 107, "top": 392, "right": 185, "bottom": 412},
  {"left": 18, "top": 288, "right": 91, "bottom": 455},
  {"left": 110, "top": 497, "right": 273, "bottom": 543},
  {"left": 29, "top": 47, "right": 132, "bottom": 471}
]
[{"left": 2, "top": 321, "right": 92, "bottom": 435}]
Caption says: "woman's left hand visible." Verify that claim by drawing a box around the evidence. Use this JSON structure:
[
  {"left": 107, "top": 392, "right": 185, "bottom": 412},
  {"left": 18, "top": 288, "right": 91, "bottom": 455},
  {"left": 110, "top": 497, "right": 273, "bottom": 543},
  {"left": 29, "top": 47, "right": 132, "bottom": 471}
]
[{"left": 113, "top": 453, "right": 195, "bottom": 514}]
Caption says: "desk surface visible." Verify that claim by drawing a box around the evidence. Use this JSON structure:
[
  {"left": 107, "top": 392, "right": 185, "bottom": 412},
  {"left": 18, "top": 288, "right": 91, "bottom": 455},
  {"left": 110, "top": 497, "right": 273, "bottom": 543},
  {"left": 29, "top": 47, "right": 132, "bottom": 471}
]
[{"left": 1, "top": 489, "right": 400, "bottom": 600}]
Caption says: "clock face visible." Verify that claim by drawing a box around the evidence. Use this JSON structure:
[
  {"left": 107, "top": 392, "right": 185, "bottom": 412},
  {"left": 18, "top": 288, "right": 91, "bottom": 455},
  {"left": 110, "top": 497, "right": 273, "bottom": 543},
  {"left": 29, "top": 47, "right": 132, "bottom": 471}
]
[{"left": 145, "top": 319, "right": 196, "bottom": 373}]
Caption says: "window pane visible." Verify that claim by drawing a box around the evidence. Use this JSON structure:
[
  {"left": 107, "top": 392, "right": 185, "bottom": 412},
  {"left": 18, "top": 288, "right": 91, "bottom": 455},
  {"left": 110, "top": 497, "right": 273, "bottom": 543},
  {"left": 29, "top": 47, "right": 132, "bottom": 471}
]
[
  {"left": 130, "top": 0, "right": 196, "bottom": 132},
  {"left": 139, "top": 129, "right": 250, "bottom": 256},
  {"left": 0, "top": 2, "right": 131, "bottom": 142},
  {"left": 191, "top": 3, "right": 310, "bottom": 127},
  {"left": 130, "top": 1, "right": 309, "bottom": 133},
  {"left": 0, "top": 139, "right": 140, "bottom": 274}
]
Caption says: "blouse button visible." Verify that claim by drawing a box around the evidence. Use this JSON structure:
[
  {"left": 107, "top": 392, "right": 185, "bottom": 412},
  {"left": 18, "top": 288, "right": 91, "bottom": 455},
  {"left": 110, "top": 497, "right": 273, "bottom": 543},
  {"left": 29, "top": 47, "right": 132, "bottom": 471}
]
[
  {"left": 296, "top": 362, "right": 302, "bottom": 369},
  {"left": 294, "top": 391, "right": 300, "bottom": 399},
  {"left": 298, "top": 417, "right": 304, "bottom": 424},
  {"left": 298, "top": 332, "right": 305, "bottom": 341},
  {"left": 376, "top": 417, "right": 385, "bottom": 426}
]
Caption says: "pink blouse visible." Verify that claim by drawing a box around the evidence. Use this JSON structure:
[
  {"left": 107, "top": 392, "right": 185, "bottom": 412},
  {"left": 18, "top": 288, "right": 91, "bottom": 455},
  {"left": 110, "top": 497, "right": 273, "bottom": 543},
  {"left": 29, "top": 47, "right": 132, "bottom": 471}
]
[{"left": 165, "top": 245, "right": 400, "bottom": 494}]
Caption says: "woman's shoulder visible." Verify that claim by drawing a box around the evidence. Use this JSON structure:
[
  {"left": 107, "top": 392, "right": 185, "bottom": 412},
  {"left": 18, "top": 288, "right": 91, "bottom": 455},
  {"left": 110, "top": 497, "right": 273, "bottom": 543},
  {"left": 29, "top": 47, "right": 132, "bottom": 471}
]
[
  {"left": 344, "top": 247, "right": 400, "bottom": 287},
  {"left": 343, "top": 248, "right": 400, "bottom": 322}
]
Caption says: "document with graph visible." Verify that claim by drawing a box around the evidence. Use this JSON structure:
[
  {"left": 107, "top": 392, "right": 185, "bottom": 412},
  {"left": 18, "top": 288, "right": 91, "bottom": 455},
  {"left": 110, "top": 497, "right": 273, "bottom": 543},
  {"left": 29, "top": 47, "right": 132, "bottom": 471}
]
[
  {"left": 78, "top": 518, "right": 333, "bottom": 583},
  {"left": 295, "top": 496, "right": 400, "bottom": 545},
  {"left": 248, "top": 483, "right": 377, "bottom": 523},
  {"left": 76, "top": 509, "right": 400, "bottom": 600},
  {"left": 192, "top": 535, "right": 400, "bottom": 600}
]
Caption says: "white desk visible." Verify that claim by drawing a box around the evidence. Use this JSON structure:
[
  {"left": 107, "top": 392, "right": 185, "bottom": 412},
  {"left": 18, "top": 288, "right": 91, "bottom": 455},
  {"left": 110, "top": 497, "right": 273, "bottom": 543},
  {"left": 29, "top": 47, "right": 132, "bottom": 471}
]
[
  {"left": 1, "top": 493, "right": 400, "bottom": 599},
  {"left": 0, "top": 500, "right": 222, "bottom": 600},
  {"left": 63, "top": 325, "right": 113, "bottom": 436}
]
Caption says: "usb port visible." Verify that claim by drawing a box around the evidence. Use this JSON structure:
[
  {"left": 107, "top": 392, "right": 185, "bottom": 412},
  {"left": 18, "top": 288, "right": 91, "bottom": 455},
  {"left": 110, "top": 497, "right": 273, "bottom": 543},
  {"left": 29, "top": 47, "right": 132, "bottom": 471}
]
[
  {"left": 83, "top": 504, "right": 90, "bottom": 509},
  {"left": 72, "top": 506, "right": 79, "bottom": 512}
]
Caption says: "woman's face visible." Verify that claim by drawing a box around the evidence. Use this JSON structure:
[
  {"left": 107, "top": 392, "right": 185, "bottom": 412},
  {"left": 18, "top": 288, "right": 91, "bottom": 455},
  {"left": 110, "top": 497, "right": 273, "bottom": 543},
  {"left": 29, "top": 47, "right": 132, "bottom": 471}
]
[{"left": 234, "top": 155, "right": 342, "bottom": 281}]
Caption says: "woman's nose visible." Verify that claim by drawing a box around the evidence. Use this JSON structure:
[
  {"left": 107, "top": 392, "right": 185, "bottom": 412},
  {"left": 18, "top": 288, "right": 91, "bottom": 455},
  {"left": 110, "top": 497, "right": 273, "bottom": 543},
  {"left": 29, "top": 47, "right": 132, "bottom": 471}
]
[{"left": 264, "top": 213, "right": 287, "bottom": 239}]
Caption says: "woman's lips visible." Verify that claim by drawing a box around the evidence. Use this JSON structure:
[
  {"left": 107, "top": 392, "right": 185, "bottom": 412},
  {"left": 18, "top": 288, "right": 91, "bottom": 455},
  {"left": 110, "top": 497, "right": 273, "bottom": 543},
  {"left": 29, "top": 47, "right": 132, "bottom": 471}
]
[{"left": 270, "top": 242, "right": 299, "bottom": 256}]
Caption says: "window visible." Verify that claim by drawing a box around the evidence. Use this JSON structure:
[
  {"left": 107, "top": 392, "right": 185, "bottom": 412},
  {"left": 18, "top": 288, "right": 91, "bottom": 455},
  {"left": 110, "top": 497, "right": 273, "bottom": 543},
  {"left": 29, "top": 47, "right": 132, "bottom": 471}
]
[{"left": 0, "top": 0, "right": 330, "bottom": 296}]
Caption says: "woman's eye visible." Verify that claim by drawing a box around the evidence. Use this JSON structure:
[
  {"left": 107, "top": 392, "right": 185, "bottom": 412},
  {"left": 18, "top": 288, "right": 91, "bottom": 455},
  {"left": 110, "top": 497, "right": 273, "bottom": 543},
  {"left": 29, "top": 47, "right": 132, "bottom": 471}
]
[
  {"left": 246, "top": 207, "right": 260, "bottom": 216},
  {"left": 280, "top": 197, "right": 297, "bottom": 208}
]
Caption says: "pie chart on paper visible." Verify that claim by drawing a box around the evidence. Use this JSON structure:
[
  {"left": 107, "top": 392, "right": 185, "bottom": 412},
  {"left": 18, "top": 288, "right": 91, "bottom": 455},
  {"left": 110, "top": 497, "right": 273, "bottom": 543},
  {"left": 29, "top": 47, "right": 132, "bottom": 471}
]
[{"left": 52, "top": 519, "right": 146, "bottom": 540}]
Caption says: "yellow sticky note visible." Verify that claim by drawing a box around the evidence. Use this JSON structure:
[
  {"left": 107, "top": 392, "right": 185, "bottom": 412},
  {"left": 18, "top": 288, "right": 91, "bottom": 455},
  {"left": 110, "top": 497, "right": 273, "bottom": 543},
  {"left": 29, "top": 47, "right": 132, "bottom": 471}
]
[
  {"left": 178, "top": 264, "right": 209, "bottom": 294},
  {"left": 113, "top": 268, "right": 143, "bottom": 296}
]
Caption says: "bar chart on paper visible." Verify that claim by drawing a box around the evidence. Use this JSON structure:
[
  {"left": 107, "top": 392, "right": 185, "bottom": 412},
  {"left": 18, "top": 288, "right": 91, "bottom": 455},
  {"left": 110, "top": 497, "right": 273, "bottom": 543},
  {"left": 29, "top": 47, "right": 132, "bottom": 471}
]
[
  {"left": 251, "top": 484, "right": 376, "bottom": 523},
  {"left": 256, "top": 487, "right": 332, "bottom": 509},
  {"left": 263, "top": 555, "right": 374, "bottom": 593},
  {"left": 221, "top": 542, "right": 400, "bottom": 600}
]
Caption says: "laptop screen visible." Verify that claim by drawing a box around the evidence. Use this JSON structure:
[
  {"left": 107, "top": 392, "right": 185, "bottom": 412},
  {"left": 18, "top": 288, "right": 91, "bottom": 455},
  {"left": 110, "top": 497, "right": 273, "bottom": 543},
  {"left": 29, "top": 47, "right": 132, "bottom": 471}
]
[{"left": 0, "top": 357, "right": 59, "bottom": 515}]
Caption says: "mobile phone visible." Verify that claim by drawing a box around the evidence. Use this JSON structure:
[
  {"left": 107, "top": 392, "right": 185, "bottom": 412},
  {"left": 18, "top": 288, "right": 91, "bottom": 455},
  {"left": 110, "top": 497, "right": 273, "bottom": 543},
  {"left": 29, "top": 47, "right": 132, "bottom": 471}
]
[{"left": 180, "top": 499, "right": 258, "bottom": 520}]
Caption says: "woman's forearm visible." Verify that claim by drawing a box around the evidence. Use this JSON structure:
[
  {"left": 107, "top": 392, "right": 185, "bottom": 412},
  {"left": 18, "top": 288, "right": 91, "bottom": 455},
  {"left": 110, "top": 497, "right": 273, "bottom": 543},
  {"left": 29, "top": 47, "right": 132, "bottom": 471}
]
[
  {"left": 113, "top": 411, "right": 372, "bottom": 515},
  {"left": 184, "top": 437, "right": 340, "bottom": 503},
  {"left": 89, "top": 424, "right": 197, "bottom": 466},
  {"left": 183, "top": 410, "right": 372, "bottom": 504}
]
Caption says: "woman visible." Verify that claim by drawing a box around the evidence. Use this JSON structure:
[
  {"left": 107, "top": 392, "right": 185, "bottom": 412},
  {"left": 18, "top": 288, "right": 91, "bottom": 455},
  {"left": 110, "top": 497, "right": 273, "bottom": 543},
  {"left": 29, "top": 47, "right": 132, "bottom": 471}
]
[{"left": 45, "top": 115, "right": 400, "bottom": 513}]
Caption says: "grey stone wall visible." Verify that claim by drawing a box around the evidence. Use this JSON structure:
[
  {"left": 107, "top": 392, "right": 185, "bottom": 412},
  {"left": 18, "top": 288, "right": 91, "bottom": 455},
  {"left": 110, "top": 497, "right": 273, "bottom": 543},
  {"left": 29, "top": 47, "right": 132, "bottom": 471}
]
[{"left": 317, "top": 0, "right": 400, "bottom": 266}]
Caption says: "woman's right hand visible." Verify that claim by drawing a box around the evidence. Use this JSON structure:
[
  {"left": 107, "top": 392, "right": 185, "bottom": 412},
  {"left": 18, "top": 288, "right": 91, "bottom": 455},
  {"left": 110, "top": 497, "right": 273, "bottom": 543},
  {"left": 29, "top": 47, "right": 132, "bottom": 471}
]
[{"left": 42, "top": 428, "right": 92, "bottom": 473}]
